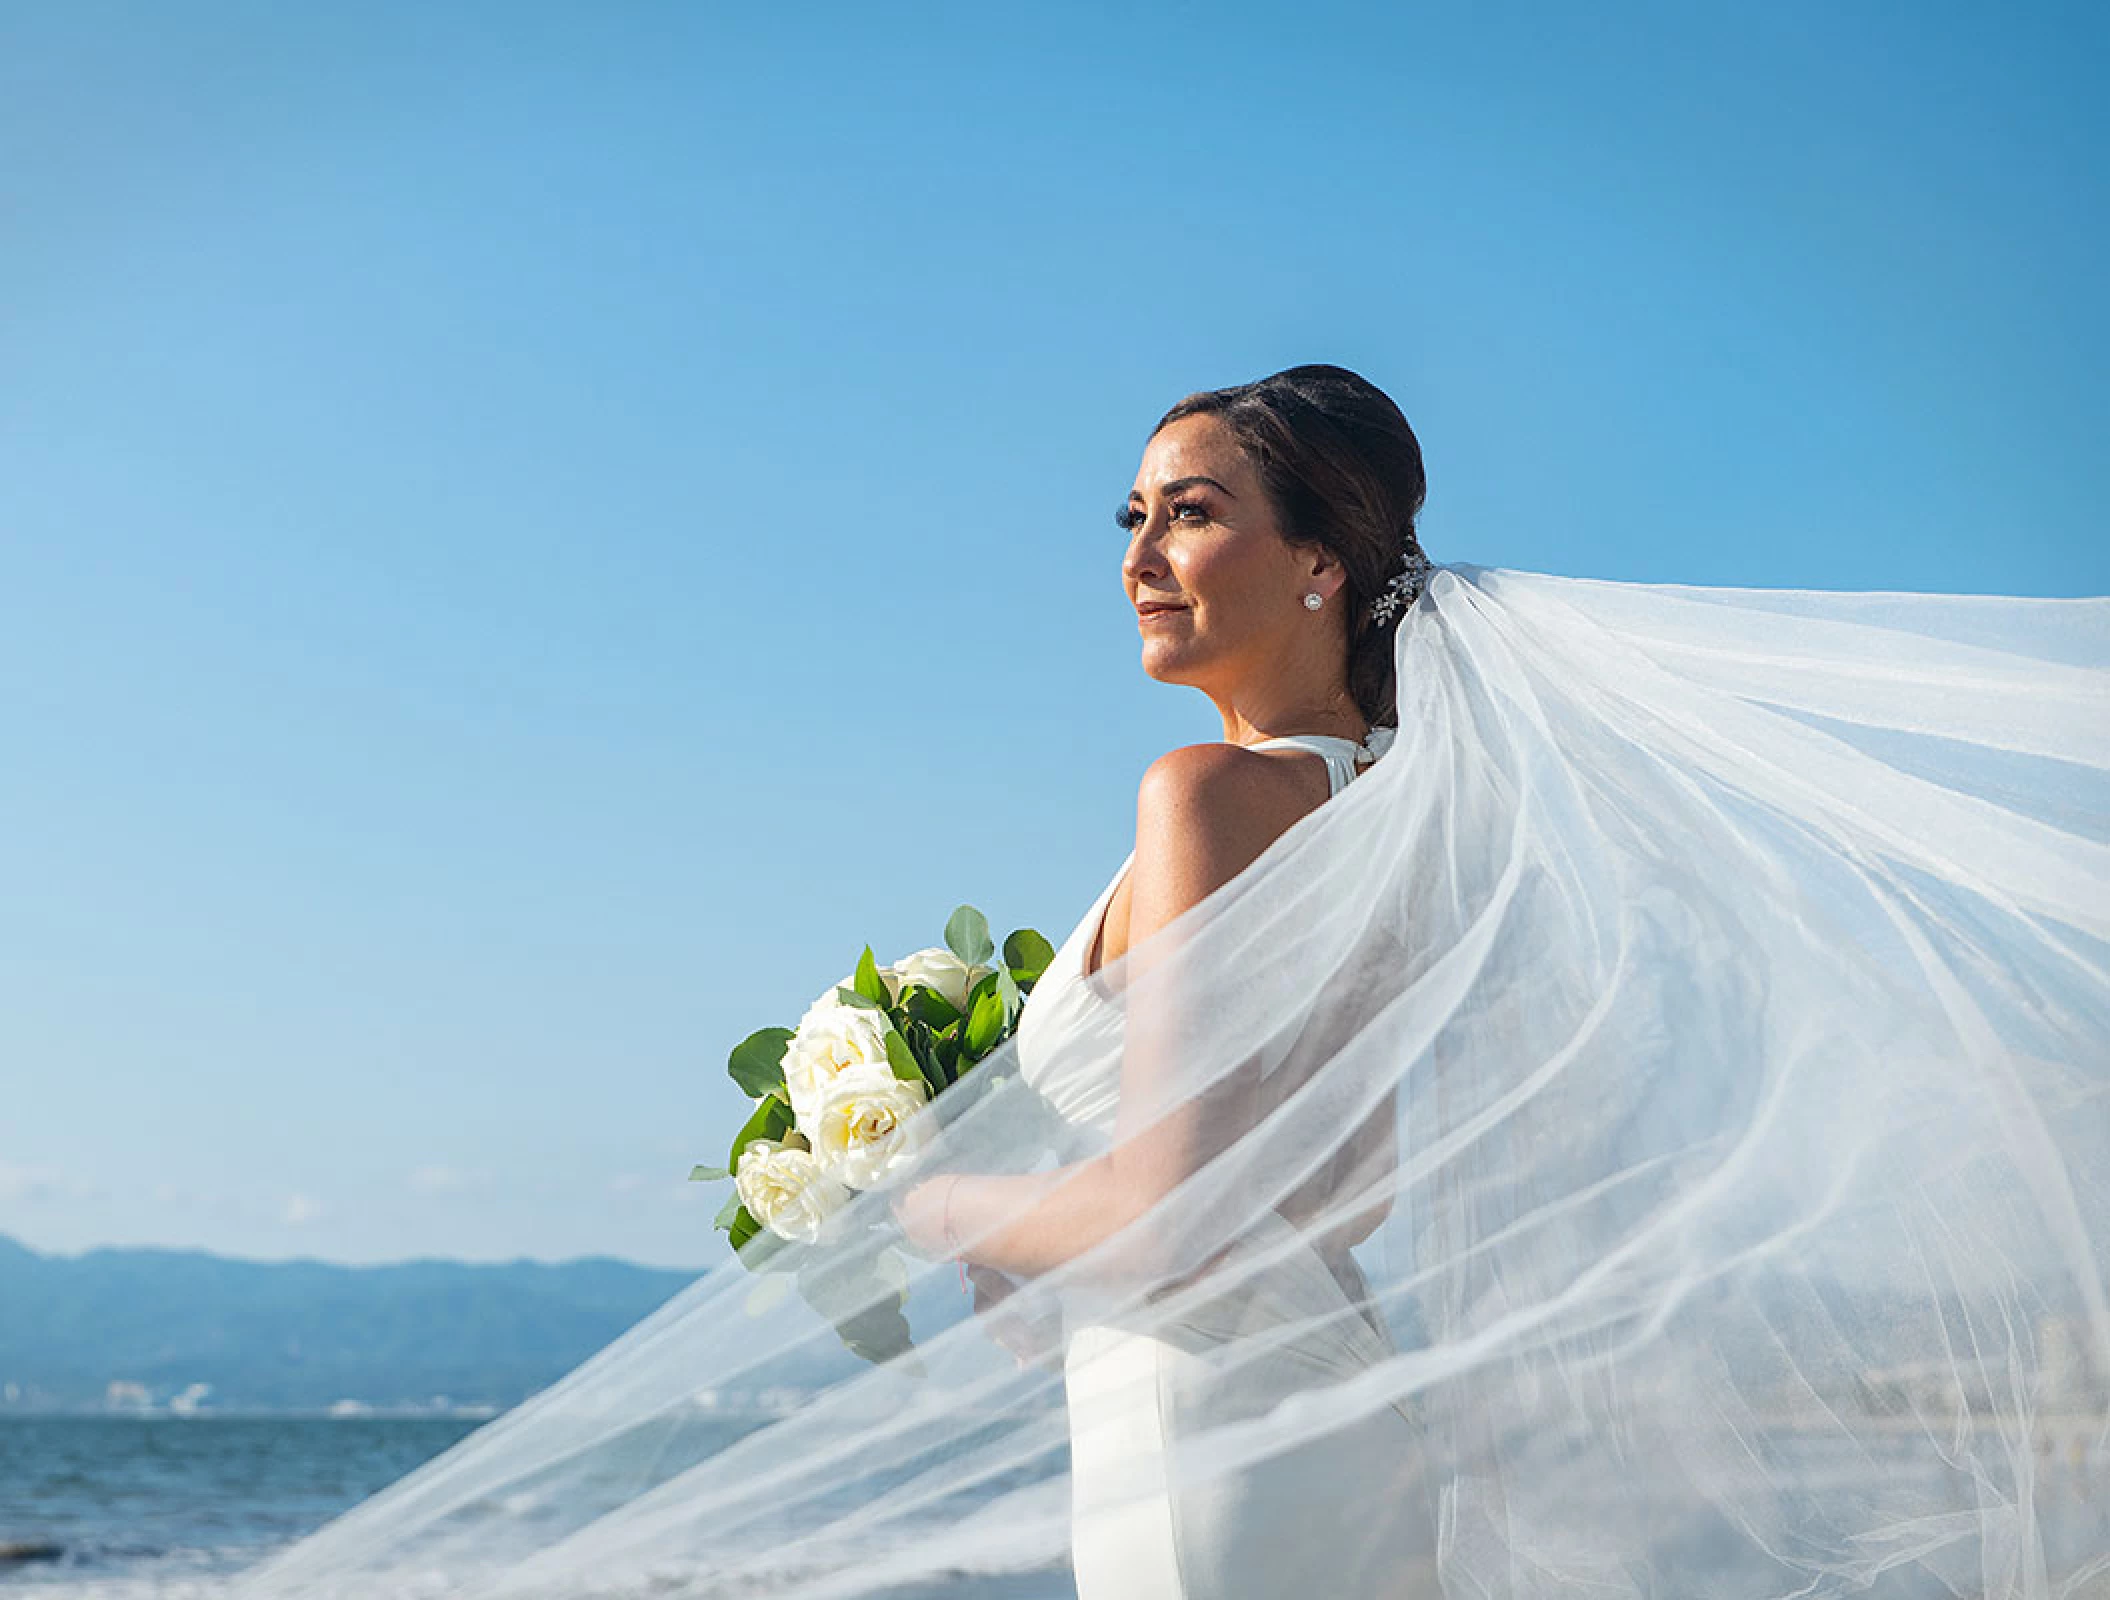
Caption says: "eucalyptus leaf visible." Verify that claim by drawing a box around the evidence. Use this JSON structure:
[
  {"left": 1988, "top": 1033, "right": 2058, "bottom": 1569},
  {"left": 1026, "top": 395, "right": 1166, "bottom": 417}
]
[
  {"left": 726, "top": 1027, "right": 794, "bottom": 1098},
  {"left": 945, "top": 905, "right": 995, "bottom": 967},
  {"left": 833, "top": 984, "right": 884, "bottom": 1012},
  {"left": 1003, "top": 927, "right": 1056, "bottom": 985},
  {"left": 713, "top": 1187, "right": 744, "bottom": 1231},
  {"left": 691, "top": 1163, "right": 730, "bottom": 1183}
]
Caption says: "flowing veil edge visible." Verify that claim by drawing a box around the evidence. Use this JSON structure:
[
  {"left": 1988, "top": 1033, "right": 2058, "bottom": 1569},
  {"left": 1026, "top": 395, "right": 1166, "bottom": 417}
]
[{"left": 236, "top": 564, "right": 2110, "bottom": 1600}]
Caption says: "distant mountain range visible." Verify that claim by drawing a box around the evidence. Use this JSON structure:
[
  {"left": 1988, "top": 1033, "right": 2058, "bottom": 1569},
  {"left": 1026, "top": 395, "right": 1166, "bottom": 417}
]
[{"left": 0, "top": 1233, "right": 699, "bottom": 1413}]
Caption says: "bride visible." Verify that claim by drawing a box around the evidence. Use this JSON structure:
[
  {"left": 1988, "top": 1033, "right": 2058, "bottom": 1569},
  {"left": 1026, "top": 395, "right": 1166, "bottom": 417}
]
[
  {"left": 240, "top": 366, "right": 2106, "bottom": 1599},
  {"left": 888, "top": 365, "right": 1444, "bottom": 1596}
]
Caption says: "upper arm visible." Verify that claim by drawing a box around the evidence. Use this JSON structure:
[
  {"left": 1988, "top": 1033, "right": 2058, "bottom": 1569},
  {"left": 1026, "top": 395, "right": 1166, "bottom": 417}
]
[
  {"left": 1125, "top": 743, "right": 1314, "bottom": 952},
  {"left": 1110, "top": 745, "right": 1316, "bottom": 1203}
]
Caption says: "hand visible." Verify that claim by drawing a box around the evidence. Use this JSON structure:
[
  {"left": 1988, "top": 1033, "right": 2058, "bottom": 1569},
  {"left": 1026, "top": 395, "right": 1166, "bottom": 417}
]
[{"left": 890, "top": 1175, "right": 956, "bottom": 1260}]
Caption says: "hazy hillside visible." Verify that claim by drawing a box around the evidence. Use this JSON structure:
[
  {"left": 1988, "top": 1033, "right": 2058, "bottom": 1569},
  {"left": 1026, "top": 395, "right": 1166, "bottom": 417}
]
[{"left": 0, "top": 1234, "right": 699, "bottom": 1412}]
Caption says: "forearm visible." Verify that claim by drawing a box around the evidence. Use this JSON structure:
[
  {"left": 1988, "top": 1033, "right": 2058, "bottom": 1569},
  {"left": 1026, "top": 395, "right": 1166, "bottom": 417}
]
[
  {"left": 944, "top": 1155, "right": 1141, "bottom": 1278},
  {"left": 939, "top": 1085, "right": 1248, "bottom": 1278}
]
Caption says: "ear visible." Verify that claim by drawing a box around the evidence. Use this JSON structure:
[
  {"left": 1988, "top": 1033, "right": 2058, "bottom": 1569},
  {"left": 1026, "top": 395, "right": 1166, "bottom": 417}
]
[{"left": 1289, "top": 540, "right": 1351, "bottom": 602}]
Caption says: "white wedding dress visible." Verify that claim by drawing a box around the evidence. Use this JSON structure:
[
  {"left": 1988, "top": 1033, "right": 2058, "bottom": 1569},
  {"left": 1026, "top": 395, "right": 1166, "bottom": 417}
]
[{"left": 1016, "top": 734, "right": 1440, "bottom": 1600}]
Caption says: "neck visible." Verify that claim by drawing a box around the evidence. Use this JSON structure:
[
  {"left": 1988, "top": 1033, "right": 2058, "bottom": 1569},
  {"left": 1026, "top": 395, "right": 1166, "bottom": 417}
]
[
  {"left": 1200, "top": 620, "right": 1366, "bottom": 748},
  {"left": 1217, "top": 699, "right": 1369, "bottom": 748}
]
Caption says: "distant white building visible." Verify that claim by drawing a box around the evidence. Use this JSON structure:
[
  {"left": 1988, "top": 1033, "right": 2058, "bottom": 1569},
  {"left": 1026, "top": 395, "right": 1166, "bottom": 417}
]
[
  {"left": 169, "top": 1383, "right": 212, "bottom": 1416},
  {"left": 105, "top": 1380, "right": 152, "bottom": 1411}
]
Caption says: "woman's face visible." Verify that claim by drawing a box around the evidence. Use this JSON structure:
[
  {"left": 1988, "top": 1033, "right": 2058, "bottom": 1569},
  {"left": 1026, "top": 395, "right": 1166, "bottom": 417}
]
[{"left": 1120, "top": 411, "right": 1340, "bottom": 695}]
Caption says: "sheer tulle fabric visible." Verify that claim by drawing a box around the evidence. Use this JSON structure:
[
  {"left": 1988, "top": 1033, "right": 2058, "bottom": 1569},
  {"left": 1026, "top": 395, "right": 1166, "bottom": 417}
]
[{"left": 239, "top": 566, "right": 2109, "bottom": 1599}]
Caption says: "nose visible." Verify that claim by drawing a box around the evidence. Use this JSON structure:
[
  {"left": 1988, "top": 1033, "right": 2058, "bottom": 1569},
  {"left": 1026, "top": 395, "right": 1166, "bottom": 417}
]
[{"left": 1122, "top": 512, "right": 1165, "bottom": 589}]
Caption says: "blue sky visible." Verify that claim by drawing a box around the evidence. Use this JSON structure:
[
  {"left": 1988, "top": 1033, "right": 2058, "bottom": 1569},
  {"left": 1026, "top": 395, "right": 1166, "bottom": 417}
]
[{"left": 2, "top": 3, "right": 2102, "bottom": 1268}]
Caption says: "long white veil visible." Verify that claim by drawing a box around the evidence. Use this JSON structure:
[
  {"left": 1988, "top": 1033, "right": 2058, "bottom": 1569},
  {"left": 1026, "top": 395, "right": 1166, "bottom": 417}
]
[{"left": 238, "top": 564, "right": 2108, "bottom": 1599}]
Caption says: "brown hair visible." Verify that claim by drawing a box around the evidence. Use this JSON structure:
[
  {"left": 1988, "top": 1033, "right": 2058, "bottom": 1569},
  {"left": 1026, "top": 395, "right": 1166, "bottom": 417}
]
[{"left": 1153, "top": 364, "right": 1428, "bottom": 729}]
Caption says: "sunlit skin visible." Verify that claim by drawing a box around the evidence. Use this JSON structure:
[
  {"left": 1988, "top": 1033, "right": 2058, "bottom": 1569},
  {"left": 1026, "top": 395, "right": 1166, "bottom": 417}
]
[
  {"left": 890, "top": 411, "right": 1380, "bottom": 1320},
  {"left": 1120, "top": 411, "right": 1371, "bottom": 751}
]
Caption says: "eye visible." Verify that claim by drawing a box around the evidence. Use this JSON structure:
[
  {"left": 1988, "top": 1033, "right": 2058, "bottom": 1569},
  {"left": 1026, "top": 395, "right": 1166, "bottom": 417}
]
[{"left": 1115, "top": 499, "right": 1208, "bottom": 533}]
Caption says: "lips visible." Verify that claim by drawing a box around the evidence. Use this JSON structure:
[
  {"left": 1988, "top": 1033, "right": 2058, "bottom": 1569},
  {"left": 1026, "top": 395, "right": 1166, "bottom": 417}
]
[{"left": 1137, "top": 602, "right": 1188, "bottom": 617}]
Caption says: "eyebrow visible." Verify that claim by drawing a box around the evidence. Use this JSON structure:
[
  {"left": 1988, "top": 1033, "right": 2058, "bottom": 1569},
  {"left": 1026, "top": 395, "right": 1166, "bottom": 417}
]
[{"left": 1127, "top": 475, "right": 1237, "bottom": 501}]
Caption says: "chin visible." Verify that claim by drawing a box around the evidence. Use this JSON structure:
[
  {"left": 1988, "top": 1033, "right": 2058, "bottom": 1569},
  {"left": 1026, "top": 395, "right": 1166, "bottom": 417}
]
[
  {"left": 1139, "top": 639, "right": 1219, "bottom": 692},
  {"left": 1138, "top": 644, "right": 1193, "bottom": 686}
]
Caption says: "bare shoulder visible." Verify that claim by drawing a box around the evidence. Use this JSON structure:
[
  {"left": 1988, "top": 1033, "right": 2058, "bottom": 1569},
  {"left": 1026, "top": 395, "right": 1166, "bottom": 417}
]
[
  {"left": 1137, "top": 741, "right": 1319, "bottom": 834},
  {"left": 1127, "top": 743, "right": 1326, "bottom": 927}
]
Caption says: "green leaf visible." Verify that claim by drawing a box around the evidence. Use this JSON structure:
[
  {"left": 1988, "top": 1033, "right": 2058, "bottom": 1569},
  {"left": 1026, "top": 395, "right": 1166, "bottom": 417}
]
[
  {"left": 903, "top": 985, "right": 963, "bottom": 1029},
  {"left": 1003, "top": 928, "right": 1056, "bottom": 985},
  {"left": 831, "top": 1291, "right": 915, "bottom": 1365},
  {"left": 883, "top": 1028, "right": 924, "bottom": 1085},
  {"left": 965, "top": 987, "right": 1005, "bottom": 1057},
  {"left": 906, "top": 1017, "right": 950, "bottom": 1089},
  {"left": 728, "top": 1206, "right": 763, "bottom": 1255},
  {"left": 869, "top": 1245, "right": 909, "bottom": 1298},
  {"left": 945, "top": 905, "right": 995, "bottom": 967},
  {"left": 690, "top": 1163, "right": 730, "bottom": 1182},
  {"left": 996, "top": 965, "right": 1022, "bottom": 1023},
  {"left": 726, "top": 1027, "right": 794, "bottom": 1098},
  {"left": 792, "top": 1256, "right": 916, "bottom": 1366},
  {"left": 833, "top": 983, "right": 884, "bottom": 1011},
  {"left": 727, "top": 1094, "right": 795, "bottom": 1173},
  {"left": 853, "top": 945, "right": 891, "bottom": 1007},
  {"left": 712, "top": 1186, "right": 745, "bottom": 1230}
]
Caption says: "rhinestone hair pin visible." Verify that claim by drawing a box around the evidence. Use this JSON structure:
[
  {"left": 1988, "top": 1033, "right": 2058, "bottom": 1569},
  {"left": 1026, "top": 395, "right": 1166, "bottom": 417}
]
[{"left": 1367, "top": 544, "right": 1433, "bottom": 624}]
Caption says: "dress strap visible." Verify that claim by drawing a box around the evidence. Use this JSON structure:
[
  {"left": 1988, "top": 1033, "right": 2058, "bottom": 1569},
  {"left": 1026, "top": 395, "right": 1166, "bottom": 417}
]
[
  {"left": 1246, "top": 731, "right": 1394, "bottom": 798},
  {"left": 1248, "top": 727, "right": 1397, "bottom": 767}
]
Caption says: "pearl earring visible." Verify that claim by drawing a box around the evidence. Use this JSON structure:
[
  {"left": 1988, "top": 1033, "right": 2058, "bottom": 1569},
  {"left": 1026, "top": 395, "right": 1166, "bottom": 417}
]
[{"left": 1303, "top": 592, "right": 1323, "bottom": 610}]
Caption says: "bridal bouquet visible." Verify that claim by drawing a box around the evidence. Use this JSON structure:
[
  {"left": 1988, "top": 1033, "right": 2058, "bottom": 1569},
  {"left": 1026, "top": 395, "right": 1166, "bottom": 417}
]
[{"left": 691, "top": 905, "right": 1054, "bottom": 1362}]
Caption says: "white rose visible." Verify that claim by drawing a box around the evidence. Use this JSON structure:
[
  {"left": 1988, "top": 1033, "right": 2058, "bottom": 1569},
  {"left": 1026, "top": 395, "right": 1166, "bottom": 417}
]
[
  {"left": 733, "top": 1138, "right": 848, "bottom": 1244},
  {"left": 782, "top": 998, "right": 894, "bottom": 1127},
  {"left": 810, "top": 1066, "right": 932, "bottom": 1189},
  {"left": 884, "top": 947, "right": 993, "bottom": 1014}
]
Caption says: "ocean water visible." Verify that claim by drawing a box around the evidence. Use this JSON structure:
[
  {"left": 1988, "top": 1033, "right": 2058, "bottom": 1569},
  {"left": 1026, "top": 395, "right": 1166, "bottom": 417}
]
[
  {"left": 0, "top": 1415, "right": 1075, "bottom": 1598},
  {"left": 6, "top": 1414, "right": 2104, "bottom": 1596},
  {"left": 0, "top": 1417, "right": 484, "bottom": 1592}
]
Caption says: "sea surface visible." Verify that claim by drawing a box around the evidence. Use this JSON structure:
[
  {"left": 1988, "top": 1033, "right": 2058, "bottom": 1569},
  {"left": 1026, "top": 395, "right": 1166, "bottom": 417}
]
[
  {"left": 5, "top": 1414, "right": 2104, "bottom": 1597},
  {"left": 0, "top": 1416, "right": 1071, "bottom": 1598},
  {"left": 0, "top": 1417, "right": 485, "bottom": 1593}
]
